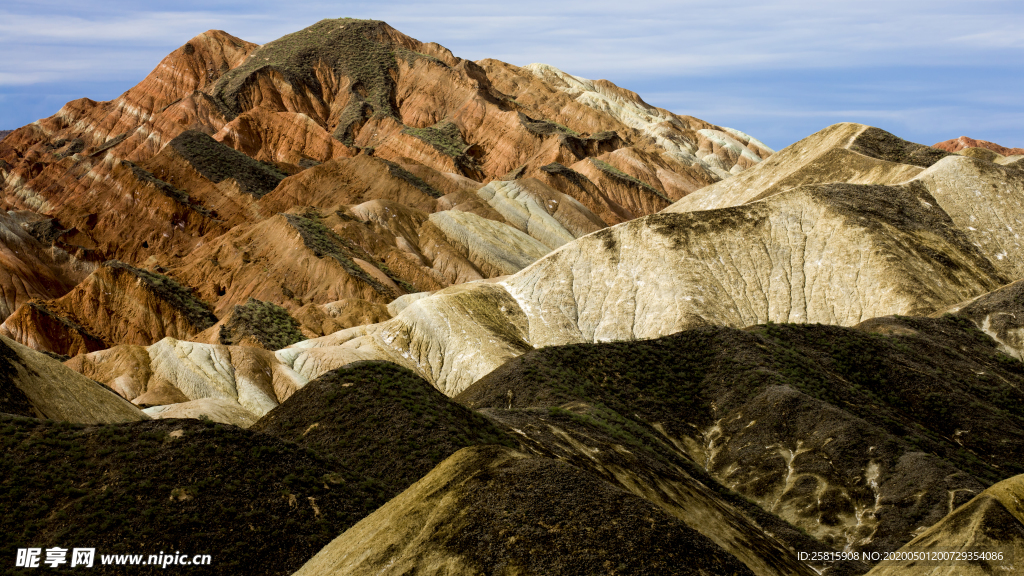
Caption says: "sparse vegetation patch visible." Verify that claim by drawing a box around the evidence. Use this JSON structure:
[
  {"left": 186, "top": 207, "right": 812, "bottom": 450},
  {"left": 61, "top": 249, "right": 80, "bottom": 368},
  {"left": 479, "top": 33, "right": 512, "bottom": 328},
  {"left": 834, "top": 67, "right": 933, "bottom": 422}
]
[
  {"left": 254, "top": 361, "right": 517, "bottom": 499},
  {"left": 379, "top": 159, "right": 443, "bottom": 198},
  {"left": 540, "top": 162, "right": 595, "bottom": 188},
  {"left": 0, "top": 416, "right": 385, "bottom": 575},
  {"left": 104, "top": 260, "right": 217, "bottom": 331},
  {"left": 850, "top": 127, "right": 951, "bottom": 168},
  {"left": 219, "top": 298, "right": 304, "bottom": 350},
  {"left": 517, "top": 112, "right": 579, "bottom": 137},
  {"left": 167, "top": 130, "right": 286, "bottom": 199},
  {"left": 121, "top": 160, "right": 214, "bottom": 217},
  {"left": 589, "top": 157, "right": 669, "bottom": 202},
  {"left": 402, "top": 121, "right": 480, "bottom": 172},
  {"left": 284, "top": 213, "right": 401, "bottom": 298},
  {"left": 210, "top": 18, "right": 400, "bottom": 147}
]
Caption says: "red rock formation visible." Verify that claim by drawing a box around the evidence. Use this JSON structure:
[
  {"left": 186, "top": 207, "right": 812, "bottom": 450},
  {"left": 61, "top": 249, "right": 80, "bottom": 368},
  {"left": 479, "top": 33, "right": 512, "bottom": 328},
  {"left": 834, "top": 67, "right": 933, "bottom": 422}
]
[
  {"left": 933, "top": 136, "right": 1024, "bottom": 156},
  {"left": 0, "top": 261, "right": 216, "bottom": 356},
  {"left": 0, "top": 210, "right": 93, "bottom": 320}
]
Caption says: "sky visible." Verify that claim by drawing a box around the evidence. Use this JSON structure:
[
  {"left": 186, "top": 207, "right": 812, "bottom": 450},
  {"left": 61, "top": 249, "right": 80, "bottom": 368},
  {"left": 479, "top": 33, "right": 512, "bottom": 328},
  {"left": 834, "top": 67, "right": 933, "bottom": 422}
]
[{"left": 1, "top": 0, "right": 1022, "bottom": 151}]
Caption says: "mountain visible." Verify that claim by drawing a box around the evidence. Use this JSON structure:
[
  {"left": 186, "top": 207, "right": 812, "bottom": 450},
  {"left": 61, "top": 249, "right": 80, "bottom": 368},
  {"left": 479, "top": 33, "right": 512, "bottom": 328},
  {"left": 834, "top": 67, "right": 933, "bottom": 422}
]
[
  {"left": 456, "top": 314, "right": 1024, "bottom": 559},
  {"left": 71, "top": 121, "right": 1024, "bottom": 405},
  {"left": 77, "top": 172, "right": 1009, "bottom": 400},
  {"left": 934, "top": 136, "right": 1024, "bottom": 157},
  {"left": 0, "top": 18, "right": 771, "bottom": 360},
  {"left": 0, "top": 130, "right": 11, "bottom": 142}
]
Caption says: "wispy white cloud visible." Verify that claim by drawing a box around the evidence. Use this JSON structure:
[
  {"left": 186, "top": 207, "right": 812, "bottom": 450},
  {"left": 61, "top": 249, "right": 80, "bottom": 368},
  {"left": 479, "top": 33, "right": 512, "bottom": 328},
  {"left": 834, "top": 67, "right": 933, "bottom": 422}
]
[{"left": 0, "top": 0, "right": 1021, "bottom": 148}]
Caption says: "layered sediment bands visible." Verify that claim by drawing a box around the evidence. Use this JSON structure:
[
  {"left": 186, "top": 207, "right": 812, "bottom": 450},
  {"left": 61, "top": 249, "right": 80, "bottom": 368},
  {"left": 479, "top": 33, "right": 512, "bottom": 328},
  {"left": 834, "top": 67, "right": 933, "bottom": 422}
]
[
  {"left": 0, "top": 335, "right": 146, "bottom": 423},
  {"left": 0, "top": 18, "right": 770, "bottom": 350},
  {"left": 474, "top": 178, "right": 606, "bottom": 248},
  {"left": 482, "top": 61, "right": 771, "bottom": 179},
  {"left": 328, "top": 180, "right": 1002, "bottom": 396},
  {"left": 0, "top": 31, "right": 257, "bottom": 262},
  {"left": 0, "top": 210, "right": 93, "bottom": 320},
  {"left": 425, "top": 210, "right": 550, "bottom": 276},
  {"left": 213, "top": 108, "right": 353, "bottom": 166},
  {"left": 502, "top": 182, "right": 1003, "bottom": 342},
  {"left": 169, "top": 212, "right": 410, "bottom": 317},
  {"left": 0, "top": 261, "right": 216, "bottom": 356},
  {"left": 293, "top": 446, "right": 758, "bottom": 576},
  {"left": 73, "top": 179, "right": 1008, "bottom": 401},
  {"left": 865, "top": 474, "right": 1024, "bottom": 576},
  {"left": 255, "top": 154, "right": 442, "bottom": 215},
  {"left": 665, "top": 123, "right": 942, "bottom": 214}
]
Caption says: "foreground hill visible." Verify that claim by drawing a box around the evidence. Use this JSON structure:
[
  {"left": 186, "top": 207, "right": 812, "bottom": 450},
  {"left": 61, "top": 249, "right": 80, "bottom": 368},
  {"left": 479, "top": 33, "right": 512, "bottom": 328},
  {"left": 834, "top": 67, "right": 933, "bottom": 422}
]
[
  {"left": 0, "top": 416, "right": 382, "bottom": 575},
  {"left": 0, "top": 334, "right": 145, "bottom": 424},
  {"left": 293, "top": 446, "right": 758, "bottom": 576},
  {"left": 457, "top": 315, "right": 1024, "bottom": 558},
  {"left": 252, "top": 361, "right": 516, "bottom": 498}
]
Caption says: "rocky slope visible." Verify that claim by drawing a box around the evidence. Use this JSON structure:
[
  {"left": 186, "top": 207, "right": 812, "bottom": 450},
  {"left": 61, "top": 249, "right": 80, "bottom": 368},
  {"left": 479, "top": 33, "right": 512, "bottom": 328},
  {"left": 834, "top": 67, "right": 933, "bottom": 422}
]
[
  {"left": 73, "top": 121, "right": 1024, "bottom": 404},
  {"left": 0, "top": 260, "right": 216, "bottom": 357},
  {"left": 937, "top": 278, "right": 1024, "bottom": 360},
  {"left": 664, "top": 123, "right": 944, "bottom": 213},
  {"left": 0, "top": 211, "right": 94, "bottom": 321}
]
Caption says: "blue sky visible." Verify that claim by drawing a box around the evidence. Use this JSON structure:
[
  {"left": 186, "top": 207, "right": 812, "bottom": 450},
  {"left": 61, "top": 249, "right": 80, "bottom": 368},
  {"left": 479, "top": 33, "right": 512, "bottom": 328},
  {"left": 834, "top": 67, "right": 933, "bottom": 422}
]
[{"left": 1, "top": 0, "right": 1022, "bottom": 151}]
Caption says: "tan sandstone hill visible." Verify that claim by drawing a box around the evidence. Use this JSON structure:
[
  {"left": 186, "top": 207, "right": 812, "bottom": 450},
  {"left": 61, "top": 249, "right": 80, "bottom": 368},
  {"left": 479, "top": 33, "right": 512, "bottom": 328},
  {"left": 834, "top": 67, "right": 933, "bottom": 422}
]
[
  {"left": 663, "top": 123, "right": 946, "bottom": 213},
  {"left": 0, "top": 334, "right": 146, "bottom": 423},
  {"left": 864, "top": 474, "right": 1024, "bottom": 575}
]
